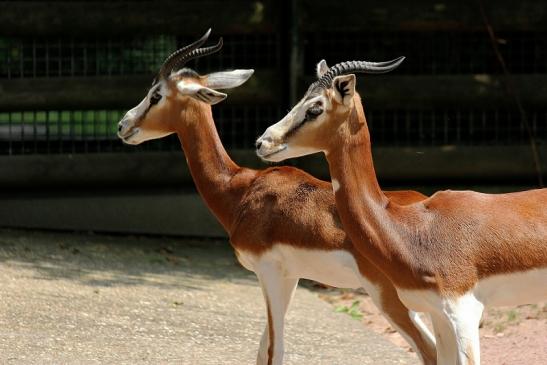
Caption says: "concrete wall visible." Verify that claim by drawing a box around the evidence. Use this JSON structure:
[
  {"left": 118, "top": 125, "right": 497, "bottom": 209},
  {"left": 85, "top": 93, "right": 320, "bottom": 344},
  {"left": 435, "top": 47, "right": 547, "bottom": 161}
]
[{"left": 1, "top": 146, "right": 544, "bottom": 237}]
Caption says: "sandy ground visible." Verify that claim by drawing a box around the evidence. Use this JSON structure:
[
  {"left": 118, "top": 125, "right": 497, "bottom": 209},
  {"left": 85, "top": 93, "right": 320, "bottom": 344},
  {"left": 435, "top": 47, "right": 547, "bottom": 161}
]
[
  {"left": 316, "top": 286, "right": 547, "bottom": 364},
  {"left": 0, "top": 229, "right": 415, "bottom": 365}
]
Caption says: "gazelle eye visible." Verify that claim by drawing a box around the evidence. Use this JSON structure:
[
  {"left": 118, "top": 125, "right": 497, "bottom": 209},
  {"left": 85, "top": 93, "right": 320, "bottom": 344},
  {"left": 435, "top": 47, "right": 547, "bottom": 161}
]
[
  {"left": 305, "top": 106, "right": 323, "bottom": 121},
  {"left": 150, "top": 90, "right": 162, "bottom": 106}
]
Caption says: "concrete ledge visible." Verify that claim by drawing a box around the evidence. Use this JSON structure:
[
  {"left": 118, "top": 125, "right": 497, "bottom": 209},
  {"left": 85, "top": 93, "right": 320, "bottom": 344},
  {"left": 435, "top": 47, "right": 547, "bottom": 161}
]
[
  {"left": 0, "top": 146, "right": 543, "bottom": 188},
  {"left": 0, "top": 188, "right": 225, "bottom": 238},
  {"left": 1, "top": 146, "right": 543, "bottom": 236}
]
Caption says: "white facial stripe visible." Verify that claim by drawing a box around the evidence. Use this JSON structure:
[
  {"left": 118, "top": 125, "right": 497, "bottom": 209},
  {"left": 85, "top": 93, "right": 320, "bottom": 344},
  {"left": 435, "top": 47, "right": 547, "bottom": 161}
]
[
  {"left": 285, "top": 95, "right": 326, "bottom": 133},
  {"left": 256, "top": 93, "right": 331, "bottom": 162},
  {"left": 125, "top": 81, "right": 169, "bottom": 121}
]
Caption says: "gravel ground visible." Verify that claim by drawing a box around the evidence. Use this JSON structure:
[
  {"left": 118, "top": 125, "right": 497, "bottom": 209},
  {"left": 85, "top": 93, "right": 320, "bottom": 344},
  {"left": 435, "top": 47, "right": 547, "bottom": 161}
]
[
  {"left": 0, "top": 229, "right": 415, "bottom": 365},
  {"left": 318, "top": 287, "right": 547, "bottom": 365}
]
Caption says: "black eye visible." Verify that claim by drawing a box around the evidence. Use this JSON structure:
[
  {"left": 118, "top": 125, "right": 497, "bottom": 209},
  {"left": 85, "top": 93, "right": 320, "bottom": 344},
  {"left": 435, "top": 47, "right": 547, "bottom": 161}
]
[
  {"left": 305, "top": 106, "right": 323, "bottom": 121},
  {"left": 150, "top": 90, "right": 162, "bottom": 106}
]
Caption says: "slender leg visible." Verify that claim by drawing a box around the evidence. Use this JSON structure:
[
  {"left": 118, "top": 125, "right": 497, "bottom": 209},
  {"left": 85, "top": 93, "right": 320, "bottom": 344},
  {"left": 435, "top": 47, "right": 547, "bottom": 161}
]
[
  {"left": 443, "top": 295, "right": 483, "bottom": 365},
  {"left": 430, "top": 312, "right": 458, "bottom": 365},
  {"left": 255, "top": 260, "right": 299, "bottom": 365},
  {"left": 429, "top": 294, "right": 483, "bottom": 365},
  {"left": 360, "top": 278, "right": 437, "bottom": 364}
]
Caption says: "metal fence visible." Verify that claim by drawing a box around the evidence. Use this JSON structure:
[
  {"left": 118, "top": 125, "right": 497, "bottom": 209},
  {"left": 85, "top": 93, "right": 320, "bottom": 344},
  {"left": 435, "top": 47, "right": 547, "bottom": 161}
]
[{"left": 0, "top": 1, "right": 545, "bottom": 156}]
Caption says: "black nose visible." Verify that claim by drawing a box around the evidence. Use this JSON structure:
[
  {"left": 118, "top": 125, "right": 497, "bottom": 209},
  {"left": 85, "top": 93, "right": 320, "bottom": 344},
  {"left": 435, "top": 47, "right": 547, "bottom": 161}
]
[
  {"left": 255, "top": 140, "right": 262, "bottom": 150},
  {"left": 118, "top": 123, "right": 123, "bottom": 132}
]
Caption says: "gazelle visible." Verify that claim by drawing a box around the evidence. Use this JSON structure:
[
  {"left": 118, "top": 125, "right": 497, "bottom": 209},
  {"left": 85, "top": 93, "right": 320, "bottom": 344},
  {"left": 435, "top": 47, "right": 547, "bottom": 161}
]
[
  {"left": 118, "top": 31, "right": 437, "bottom": 365},
  {"left": 256, "top": 57, "right": 547, "bottom": 364}
]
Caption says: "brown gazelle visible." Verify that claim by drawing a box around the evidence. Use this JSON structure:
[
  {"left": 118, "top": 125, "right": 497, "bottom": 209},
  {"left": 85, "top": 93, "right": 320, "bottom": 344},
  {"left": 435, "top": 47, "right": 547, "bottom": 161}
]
[
  {"left": 118, "top": 31, "right": 438, "bottom": 365},
  {"left": 256, "top": 58, "right": 547, "bottom": 364}
]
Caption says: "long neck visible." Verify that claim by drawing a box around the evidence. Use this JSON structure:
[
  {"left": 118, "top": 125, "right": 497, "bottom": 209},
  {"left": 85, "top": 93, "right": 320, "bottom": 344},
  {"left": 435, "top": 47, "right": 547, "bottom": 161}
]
[
  {"left": 326, "top": 96, "right": 417, "bottom": 282},
  {"left": 174, "top": 100, "right": 250, "bottom": 231}
]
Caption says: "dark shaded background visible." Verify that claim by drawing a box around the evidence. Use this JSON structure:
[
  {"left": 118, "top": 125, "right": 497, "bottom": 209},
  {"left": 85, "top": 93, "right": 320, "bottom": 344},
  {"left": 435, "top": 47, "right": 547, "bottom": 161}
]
[{"left": 0, "top": 1, "right": 545, "bottom": 235}]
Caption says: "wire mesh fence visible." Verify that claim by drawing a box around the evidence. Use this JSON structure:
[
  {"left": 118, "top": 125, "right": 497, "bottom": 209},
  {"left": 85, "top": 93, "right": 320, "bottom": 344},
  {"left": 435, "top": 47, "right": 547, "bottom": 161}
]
[
  {"left": 1, "top": 106, "right": 544, "bottom": 155},
  {"left": 304, "top": 31, "right": 547, "bottom": 74},
  {"left": 0, "top": 105, "right": 285, "bottom": 154},
  {"left": 0, "top": 36, "right": 176, "bottom": 78},
  {"left": 0, "top": 22, "right": 545, "bottom": 156}
]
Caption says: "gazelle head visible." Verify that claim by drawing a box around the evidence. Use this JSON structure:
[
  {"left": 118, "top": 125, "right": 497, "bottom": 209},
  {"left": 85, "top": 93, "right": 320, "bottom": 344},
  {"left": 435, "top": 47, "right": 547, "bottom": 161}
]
[
  {"left": 118, "top": 29, "right": 254, "bottom": 145},
  {"left": 255, "top": 58, "right": 404, "bottom": 162}
]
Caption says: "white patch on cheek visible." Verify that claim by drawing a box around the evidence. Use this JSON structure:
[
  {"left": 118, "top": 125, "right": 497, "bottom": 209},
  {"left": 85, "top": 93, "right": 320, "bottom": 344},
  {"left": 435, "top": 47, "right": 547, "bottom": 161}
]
[{"left": 331, "top": 178, "right": 340, "bottom": 193}]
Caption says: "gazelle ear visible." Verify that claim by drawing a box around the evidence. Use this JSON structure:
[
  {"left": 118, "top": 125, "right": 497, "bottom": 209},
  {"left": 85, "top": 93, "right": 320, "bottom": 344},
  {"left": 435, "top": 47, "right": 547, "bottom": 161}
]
[
  {"left": 316, "top": 59, "right": 329, "bottom": 78},
  {"left": 205, "top": 69, "right": 254, "bottom": 90},
  {"left": 332, "top": 74, "right": 356, "bottom": 106},
  {"left": 176, "top": 80, "right": 227, "bottom": 105}
]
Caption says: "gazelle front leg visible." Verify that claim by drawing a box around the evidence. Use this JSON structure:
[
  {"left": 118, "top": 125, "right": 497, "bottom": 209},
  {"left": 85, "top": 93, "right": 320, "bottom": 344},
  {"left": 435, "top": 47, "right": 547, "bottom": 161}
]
[
  {"left": 431, "top": 294, "right": 483, "bottom": 365},
  {"left": 255, "top": 260, "right": 299, "bottom": 365},
  {"left": 444, "top": 295, "right": 483, "bottom": 365}
]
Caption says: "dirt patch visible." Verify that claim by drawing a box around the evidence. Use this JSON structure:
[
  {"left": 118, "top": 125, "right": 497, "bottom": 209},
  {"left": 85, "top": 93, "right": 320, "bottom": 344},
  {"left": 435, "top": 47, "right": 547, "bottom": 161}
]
[{"left": 314, "top": 285, "right": 547, "bottom": 364}]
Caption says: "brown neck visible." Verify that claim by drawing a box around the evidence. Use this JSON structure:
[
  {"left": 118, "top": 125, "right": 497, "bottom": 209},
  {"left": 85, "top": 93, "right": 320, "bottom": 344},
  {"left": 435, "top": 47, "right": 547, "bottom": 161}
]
[
  {"left": 326, "top": 96, "right": 417, "bottom": 282},
  {"left": 174, "top": 99, "right": 248, "bottom": 231}
]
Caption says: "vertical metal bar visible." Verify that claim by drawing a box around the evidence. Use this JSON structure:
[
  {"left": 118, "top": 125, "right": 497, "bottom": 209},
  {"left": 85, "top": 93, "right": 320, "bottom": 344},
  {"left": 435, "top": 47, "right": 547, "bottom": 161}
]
[
  {"left": 58, "top": 110, "right": 62, "bottom": 154},
  {"left": 32, "top": 111, "right": 37, "bottom": 153},
  {"left": 431, "top": 110, "right": 436, "bottom": 146},
  {"left": 92, "top": 110, "right": 97, "bottom": 153},
  {"left": 58, "top": 39, "right": 62, "bottom": 77},
  {"left": 418, "top": 110, "right": 425, "bottom": 146},
  {"left": 107, "top": 39, "right": 112, "bottom": 76},
  {"left": 469, "top": 110, "right": 474, "bottom": 145},
  {"left": 19, "top": 41, "right": 23, "bottom": 78},
  {"left": 443, "top": 110, "right": 448, "bottom": 145},
  {"left": 46, "top": 111, "right": 50, "bottom": 154},
  {"left": 456, "top": 110, "right": 461, "bottom": 144},
  {"left": 83, "top": 39, "right": 87, "bottom": 76},
  {"left": 406, "top": 110, "right": 411, "bottom": 146},
  {"left": 288, "top": 0, "right": 301, "bottom": 106},
  {"left": 8, "top": 112, "right": 12, "bottom": 155},
  {"left": 32, "top": 38, "right": 36, "bottom": 77},
  {"left": 19, "top": 112, "right": 25, "bottom": 155},
  {"left": 7, "top": 38, "right": 11, "bottom": 79},
  {"left": 45, "top": 39, "right": 49, "bottom": 77},
  {"left": 71, "top": 37, "right": 75, "bottom": 77},
  {"left": 95, "top": 39, "right": 99, "bottom": 76}
]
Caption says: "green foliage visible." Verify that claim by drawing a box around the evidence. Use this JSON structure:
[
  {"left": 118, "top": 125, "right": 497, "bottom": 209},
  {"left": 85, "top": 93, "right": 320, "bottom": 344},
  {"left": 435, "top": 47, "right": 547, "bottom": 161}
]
[{"left": 334, "top": 300, "right": 363, "bottom": 320}]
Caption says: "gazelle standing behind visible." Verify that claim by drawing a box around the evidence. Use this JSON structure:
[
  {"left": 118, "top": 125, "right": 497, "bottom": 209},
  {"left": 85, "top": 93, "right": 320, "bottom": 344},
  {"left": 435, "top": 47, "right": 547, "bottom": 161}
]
[
  {"left": 118, "top": 31, "right": 437, "bottom": 364},
  {"left": 256, "top": 57, "right": 547, "bottom": 364}
]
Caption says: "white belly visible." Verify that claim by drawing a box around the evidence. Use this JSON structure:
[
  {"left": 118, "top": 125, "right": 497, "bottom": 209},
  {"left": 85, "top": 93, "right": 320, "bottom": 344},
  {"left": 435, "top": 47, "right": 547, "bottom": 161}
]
[
  {"left": 397, "top": 267, "right": 547, "bottom": 312},
  {"left": 236, "top": 244, "right": 362, "bottom": 289}
]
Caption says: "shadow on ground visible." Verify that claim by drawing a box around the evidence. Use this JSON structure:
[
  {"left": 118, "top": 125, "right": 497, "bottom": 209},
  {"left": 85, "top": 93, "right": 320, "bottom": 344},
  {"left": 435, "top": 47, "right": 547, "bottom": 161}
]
[{"left": 0, "top": 228, "right": 253, "bottom": 290}]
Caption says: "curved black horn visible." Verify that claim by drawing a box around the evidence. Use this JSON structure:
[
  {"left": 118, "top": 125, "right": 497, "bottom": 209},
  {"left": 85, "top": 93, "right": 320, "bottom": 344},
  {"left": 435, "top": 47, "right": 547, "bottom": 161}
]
[
  {"left": 170, "top": 37, "right": 224, "bottom": 72},
  {"left": 158, "top": 28, "right": 211, "bottom": 80},
  {"left": 317, "top": 57, "right": 405, "bottom": 89}
]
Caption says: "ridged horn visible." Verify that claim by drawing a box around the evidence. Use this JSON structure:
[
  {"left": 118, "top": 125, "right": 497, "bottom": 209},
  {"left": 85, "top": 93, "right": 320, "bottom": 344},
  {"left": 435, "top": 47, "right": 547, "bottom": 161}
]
[
  {"left": 317, "top": 57, "right": 405, "bottom": 89},
  {"left": 158, "top": 28, "right": 211, "bottom": 80}
]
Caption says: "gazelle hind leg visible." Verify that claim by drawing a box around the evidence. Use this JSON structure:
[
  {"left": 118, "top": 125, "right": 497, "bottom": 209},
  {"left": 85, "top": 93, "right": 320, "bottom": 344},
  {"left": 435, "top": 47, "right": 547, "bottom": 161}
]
[
  {"left": 255, "top": 260, "right": 299, "bottom": 365},
  {"left": 360, "top": 279, "right": 437, "bottom": 364}
]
